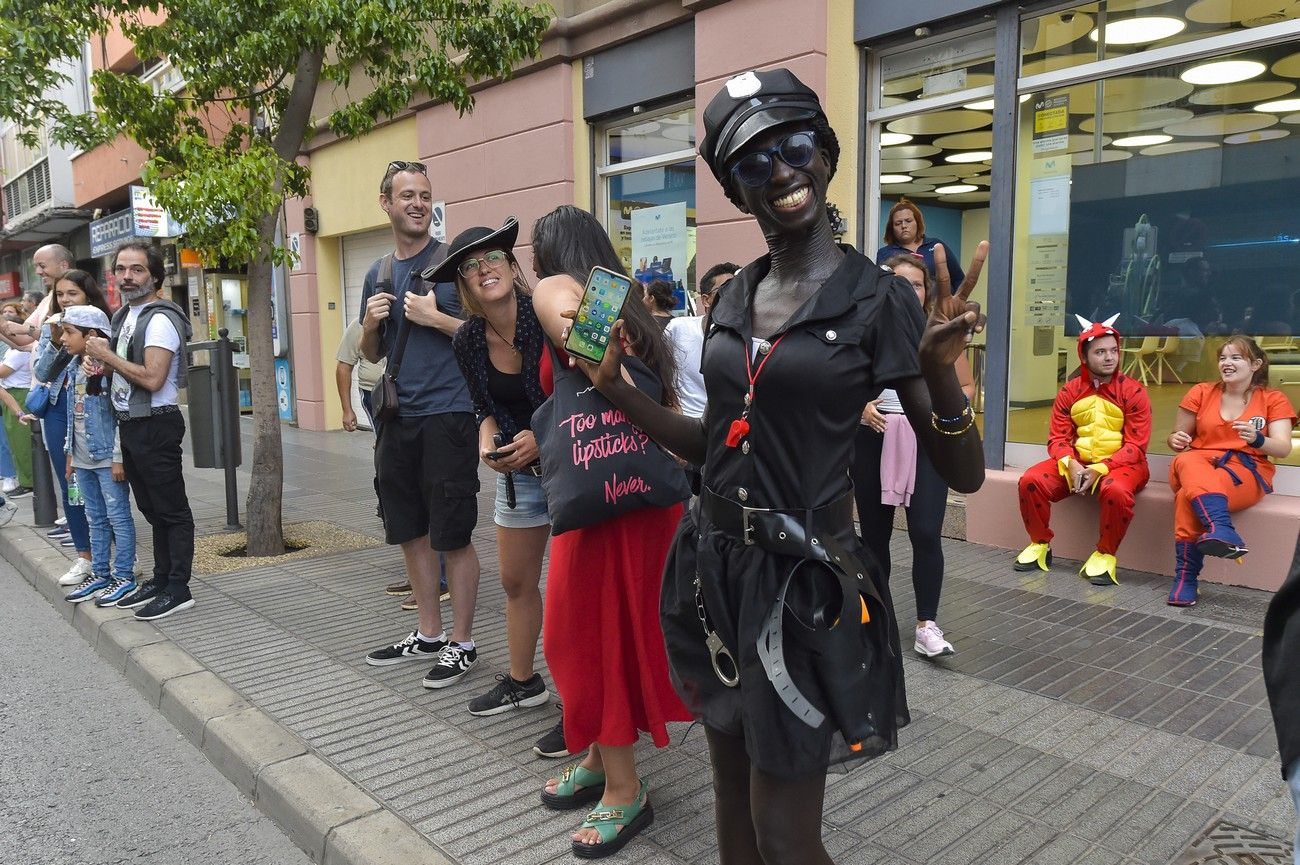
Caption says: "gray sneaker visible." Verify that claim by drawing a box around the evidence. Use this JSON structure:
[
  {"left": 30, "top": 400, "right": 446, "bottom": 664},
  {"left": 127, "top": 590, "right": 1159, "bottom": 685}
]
[{"left": 468, "top": 673, "right": 550, "bottom": 716}]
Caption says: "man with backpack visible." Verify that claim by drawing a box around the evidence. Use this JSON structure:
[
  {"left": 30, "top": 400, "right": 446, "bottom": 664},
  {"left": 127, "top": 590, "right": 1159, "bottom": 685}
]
[{"left": 86, "top": 240, "right": 195, "bottom": 621}]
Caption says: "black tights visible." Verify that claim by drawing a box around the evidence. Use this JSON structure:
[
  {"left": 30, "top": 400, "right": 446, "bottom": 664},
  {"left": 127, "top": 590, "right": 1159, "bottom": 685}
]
[{"left": 706, "top": 726, "right": 835, "bottom": 865}]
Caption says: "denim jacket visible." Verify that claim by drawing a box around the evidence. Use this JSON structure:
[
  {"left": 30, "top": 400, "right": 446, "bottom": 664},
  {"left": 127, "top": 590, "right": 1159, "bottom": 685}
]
[
  {"left": 66, "top": 357, "right": 122, "bottom": 464},
  {"left": 33, "top": 324, "right": 75, "bottom": 405}
]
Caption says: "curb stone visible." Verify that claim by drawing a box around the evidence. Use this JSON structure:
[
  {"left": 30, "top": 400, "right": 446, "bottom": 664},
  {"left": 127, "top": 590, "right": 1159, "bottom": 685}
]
[{"left": 0, "top": 524, "right": 457, "bottom": 865}]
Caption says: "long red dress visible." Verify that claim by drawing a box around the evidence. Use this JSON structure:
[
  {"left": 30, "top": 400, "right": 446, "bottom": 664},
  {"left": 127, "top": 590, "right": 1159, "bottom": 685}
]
[{"left": 539, "top": 348, "right": 692, "bottom": 752}]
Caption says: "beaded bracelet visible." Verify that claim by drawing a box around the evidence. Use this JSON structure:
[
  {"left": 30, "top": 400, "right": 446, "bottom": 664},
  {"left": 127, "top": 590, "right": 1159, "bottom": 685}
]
[
  {"left": 934, "top": 396, "right": 971, "bottom": 425},
  {"left": 931, "top": 400, "right": 975, "bottom": 436}
]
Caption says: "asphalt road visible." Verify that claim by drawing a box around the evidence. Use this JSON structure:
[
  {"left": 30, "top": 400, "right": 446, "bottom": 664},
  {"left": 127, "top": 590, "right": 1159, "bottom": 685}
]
[{"left": 0, "top": 559, "right": 310, "bottom": 865}]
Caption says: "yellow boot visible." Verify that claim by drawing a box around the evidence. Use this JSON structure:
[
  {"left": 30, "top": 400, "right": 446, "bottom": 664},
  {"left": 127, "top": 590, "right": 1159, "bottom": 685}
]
[
  {"left": 1080, "top": 550, "right": 1118, "bottom": 586},
  {"left": 1013, "top": 542, "right": 1052, "bottom": 572}
]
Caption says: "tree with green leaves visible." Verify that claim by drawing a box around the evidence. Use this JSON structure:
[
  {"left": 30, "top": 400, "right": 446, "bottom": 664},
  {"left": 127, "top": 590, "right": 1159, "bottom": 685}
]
[{"left": 0, "top": 0, "right": 552, "bottom": 555}]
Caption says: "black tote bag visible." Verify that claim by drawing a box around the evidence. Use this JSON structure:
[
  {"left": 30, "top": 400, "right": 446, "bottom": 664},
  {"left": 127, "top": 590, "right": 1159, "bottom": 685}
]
[{"left": 532, "top": 344, "right": 690, "bottom": 535}]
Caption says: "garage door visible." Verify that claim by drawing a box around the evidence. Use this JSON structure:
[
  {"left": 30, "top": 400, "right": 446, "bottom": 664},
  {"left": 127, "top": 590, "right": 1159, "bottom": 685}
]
[{"left": 340, "top": 228, "right": 393, "bottom": 429}]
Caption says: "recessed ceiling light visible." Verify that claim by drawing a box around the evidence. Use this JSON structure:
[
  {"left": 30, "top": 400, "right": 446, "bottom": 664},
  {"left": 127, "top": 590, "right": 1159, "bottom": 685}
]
[
  {"left": 936, "top": 184, "right": 978, "bottom": 194},
  {"left": 880, "top": 174, "right": 913, "bottom": 184},
  {"left": 1114, "top": 133, "right": 1173, "bottom": 146},
  {"left": 1181, "top": 60, "right": 1266, "bottom": 86},
  {"left": 1089, "top": 16, "right": 1185, "bottom": 45},
  {"left": 962, "top": 94, "right": 1032, "bottom": 110},
  {"left": 945, "top": 151, "right": 993, "bottom": 163},
  {"left": 880, "top": 132, "right": 913, "bottom": 146},
  {"left": 1255, "top": 98, "right": 1300, "bottom": 113}
]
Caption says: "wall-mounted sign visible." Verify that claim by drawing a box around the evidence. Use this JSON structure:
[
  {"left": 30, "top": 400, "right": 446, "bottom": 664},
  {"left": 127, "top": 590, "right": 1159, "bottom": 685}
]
[
  {"left": 89, "top": 209, "right": 136, "bottom": 257},
  {"left": 130, "top": 185, "right": 185, "bottom": 238}
]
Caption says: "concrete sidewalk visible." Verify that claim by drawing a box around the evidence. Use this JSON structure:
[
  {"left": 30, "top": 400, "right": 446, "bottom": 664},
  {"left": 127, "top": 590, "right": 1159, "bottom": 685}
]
[{"left": 2, "top": 418, "right": 1296, "bottom": 865}]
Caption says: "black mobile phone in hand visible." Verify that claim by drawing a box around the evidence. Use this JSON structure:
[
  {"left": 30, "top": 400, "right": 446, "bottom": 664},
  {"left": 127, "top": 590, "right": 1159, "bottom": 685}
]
[
  {"left": 564, "top": 265, "right": 634, "bottom": 364},
  {"left": 485, "top": 431, "right": 507, "bottom": 461}
]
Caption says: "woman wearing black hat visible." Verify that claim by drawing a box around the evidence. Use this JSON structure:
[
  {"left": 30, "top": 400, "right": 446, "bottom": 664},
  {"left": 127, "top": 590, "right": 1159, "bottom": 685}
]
[
  {"left": 566, "top": 68, "right": 987, "bottom": 863},
  {"left": 441, "top": 219, "right": 560, "bottom": 742}
]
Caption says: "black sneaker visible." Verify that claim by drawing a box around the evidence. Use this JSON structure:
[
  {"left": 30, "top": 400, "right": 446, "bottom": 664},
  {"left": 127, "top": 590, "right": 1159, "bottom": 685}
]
[
  {"left": 135, "top": 588, "right": 195, "bottom": 621},
  {"left": 534, "top": 718, "right": 570, "bottom": 759},
  {"left": 422, "top": 643, "right": 477, "bottom": 689},
  {"left": 468, "top": 673, "right": 550, "bottom": 716},
  {"left": 9, "top": 487, "right": 32, "bottom": 499},
  {"left": 116, "top": 578, "right": 166, "bottom": 609},
  {"left": 365, "top": 631, "right": 447, "bottom": 667}
]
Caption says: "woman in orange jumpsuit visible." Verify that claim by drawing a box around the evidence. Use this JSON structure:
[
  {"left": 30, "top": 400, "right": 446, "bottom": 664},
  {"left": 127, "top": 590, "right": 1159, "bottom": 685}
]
[{"left": 1166, "top": 336, "right": 1296, "bottom": 606}]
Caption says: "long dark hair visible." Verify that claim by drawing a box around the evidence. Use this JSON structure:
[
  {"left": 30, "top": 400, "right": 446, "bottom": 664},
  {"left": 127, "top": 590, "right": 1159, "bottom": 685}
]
[
  {"left": 531, "top": 205, "right": 678, "bottom": 408},
  {"left": 51, "top": 269, "right": 111, "bottom": 318}
]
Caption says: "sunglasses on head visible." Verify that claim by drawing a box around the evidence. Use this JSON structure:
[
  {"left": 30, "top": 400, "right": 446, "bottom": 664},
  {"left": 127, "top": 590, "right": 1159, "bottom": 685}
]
[
  {"left": 385, "top": 160, "right": 427, "bottom": 177},
  {"left": 729, "top": 130, "right": 818, "bottom": 189},
  {"left": 457, "top": 249, "right": 510, "bottom": 277}
]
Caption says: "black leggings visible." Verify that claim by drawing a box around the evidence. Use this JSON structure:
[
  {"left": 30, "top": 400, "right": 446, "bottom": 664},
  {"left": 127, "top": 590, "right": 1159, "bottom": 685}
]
[
  {"left": 851, "top": 424, "right": 948, "bottom": 622},
  {"left": 706, "top": 726, "right": 834, "bottom": 865}
]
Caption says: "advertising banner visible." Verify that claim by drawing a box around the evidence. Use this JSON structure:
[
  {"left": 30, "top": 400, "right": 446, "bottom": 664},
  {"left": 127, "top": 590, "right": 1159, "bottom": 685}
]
[{"left": 630, "top": 201, "right": 688, "bottom": 313}]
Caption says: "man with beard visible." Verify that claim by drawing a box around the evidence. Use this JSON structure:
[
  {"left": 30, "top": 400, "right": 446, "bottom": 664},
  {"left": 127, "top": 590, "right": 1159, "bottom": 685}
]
[
  {"left": 1014, "top": 315, "right": 1152, "bottom": 586},
  {"left": 85, "top": 240, "right": 196, "bottom": 621},
  {"left": 359, "top": 161, "right": 482, "bottom": 690}
]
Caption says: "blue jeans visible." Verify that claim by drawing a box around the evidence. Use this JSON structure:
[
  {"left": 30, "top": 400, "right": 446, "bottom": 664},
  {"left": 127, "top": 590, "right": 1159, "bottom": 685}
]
[
  {"left": 75, "top": 465, "right": 136, "bottom": 580},
  {"left": 1289, "top": 758, "right": 1300, "bottom": 865},
  {"left": 0, "top": 416, "right": 14, "bottom": 478},
  {"left": 44, "top": 396, "right": 91, "bottom": 553}
]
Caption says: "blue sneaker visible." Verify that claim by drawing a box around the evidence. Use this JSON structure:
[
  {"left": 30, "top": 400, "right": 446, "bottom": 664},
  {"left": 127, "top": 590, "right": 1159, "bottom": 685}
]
[
  {"left": 65, "top": 575, "right": 111, "bottom": 603},
  {"left": 94, "top": 577, "right": 137, "bottom": 607},
  {"left": 47, "top": 525, "right": 70, "bottom": 538}
]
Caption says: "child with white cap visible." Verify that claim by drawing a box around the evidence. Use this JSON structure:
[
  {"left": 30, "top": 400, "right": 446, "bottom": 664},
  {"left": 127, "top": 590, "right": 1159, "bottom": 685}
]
[{"left": 57, "top": 305, "right": 137, "bottom": 607}]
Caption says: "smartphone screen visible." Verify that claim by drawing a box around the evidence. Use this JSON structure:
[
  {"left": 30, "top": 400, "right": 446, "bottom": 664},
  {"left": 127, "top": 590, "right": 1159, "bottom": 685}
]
[{"left": 564, "top": 266, "right": 633, "bottom": 364}]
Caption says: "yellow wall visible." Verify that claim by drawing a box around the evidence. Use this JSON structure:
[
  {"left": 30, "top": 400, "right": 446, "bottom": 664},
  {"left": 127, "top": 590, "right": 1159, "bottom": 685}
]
[
  {"left": 826, "top": 0, "right": 859, "bottom": 243},
  {"left": 310, "top": 118, "right": 418, "bottom": 239},
  {"left": 572, "top": 62, "right": 591, "bottom": 212},
  {"left": 306, "top": 117, "right": 416, "bottom": 429}
]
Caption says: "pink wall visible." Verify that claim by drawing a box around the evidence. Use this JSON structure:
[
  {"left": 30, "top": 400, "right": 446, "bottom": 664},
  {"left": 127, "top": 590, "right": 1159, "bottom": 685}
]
[
  {"left": 693, "top": 0, "right": 830, "bottom": 271},
  {"left": 283, "top": 174, "right": 327, "bottom": 430},
  {"left": 417, "top": 63, "right": 576, "bottom": 273}
]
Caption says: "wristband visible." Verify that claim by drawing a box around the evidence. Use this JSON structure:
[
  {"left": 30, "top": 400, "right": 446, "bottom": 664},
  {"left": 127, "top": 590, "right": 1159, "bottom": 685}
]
[{"left": 1250, "top": 430, "right": 1266, "bottom": 449}]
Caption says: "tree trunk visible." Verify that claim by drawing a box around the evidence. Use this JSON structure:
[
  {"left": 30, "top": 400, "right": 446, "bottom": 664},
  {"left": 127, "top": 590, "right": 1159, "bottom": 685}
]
[{"left": 243, "top": 209, "right": 285, "bottom": 556}]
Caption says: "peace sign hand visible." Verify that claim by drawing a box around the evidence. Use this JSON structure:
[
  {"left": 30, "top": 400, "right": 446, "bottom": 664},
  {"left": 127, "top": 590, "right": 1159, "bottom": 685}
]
[{"left": 921, "top": 240, "right": 988, "bottom": 371}]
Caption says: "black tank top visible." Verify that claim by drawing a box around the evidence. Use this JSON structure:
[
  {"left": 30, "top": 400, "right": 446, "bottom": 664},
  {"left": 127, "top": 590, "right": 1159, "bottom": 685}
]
[{"left": 486, "top": 357, "right": 533, "bottom": 432}]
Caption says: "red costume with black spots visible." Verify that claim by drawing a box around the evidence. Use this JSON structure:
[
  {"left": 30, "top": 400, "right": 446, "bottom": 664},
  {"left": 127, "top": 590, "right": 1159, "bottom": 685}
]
[{"left": 1017, "top": 317, "right": 1152, "bottom": 560}]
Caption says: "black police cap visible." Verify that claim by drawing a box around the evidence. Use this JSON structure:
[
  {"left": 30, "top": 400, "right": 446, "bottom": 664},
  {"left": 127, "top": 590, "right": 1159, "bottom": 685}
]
[{"left": 700, "top": 69, "right": 826, "bottom": 181}]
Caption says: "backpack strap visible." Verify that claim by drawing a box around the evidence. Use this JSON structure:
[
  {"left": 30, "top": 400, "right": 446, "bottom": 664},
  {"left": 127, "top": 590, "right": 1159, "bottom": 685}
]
[{"left": 386, "top": 240, "right": 448, "bottom": 377}]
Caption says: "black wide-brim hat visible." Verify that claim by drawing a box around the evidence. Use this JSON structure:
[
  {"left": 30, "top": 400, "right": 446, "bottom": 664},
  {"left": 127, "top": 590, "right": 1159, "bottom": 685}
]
[
  {"left": 700, "top": 69, "right": 826, "bottom": 181},
  {"left": 422, "top": 216, "right": 519, "bottom": 283}
]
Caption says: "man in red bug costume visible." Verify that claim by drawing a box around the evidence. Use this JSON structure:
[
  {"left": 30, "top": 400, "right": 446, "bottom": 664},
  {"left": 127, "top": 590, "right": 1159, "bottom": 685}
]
[{"left": 1013, "top": 314, "right": 1152, "bottom": 585}]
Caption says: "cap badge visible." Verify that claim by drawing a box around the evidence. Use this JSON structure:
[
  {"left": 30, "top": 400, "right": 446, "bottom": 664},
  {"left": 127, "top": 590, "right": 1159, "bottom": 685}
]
[{"left": 726, "top": 71, "right": 762, "bottom": 98}]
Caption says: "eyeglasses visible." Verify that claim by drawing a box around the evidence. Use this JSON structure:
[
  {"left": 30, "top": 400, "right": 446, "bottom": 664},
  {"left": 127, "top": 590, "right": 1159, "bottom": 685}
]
[
  {"left": 730, "top": 131, "right": 818, "bottom": 189},
  {"left": 457, "top": 249, "right": 510, "bottom": 277},
  {"left": 386, "top": 160, "right": 427, "bottom": 176}
]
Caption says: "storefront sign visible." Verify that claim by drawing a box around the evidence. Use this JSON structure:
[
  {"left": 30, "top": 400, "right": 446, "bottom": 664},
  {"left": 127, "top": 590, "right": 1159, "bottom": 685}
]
[
  {"left": 89, "top": 208, "right": 136, "bottom": 257},
  {"left": 631, "top": 201, "right": 689, "bottom": 312},
  {"left": 130, "top": 185, "right": 185, "bottom": 238},
  {"left": 1032, "top": 95, "right": 1069, "bottom": 155},
  {"left": 0, "top": 272, "right": 19, "bottom": 300}
]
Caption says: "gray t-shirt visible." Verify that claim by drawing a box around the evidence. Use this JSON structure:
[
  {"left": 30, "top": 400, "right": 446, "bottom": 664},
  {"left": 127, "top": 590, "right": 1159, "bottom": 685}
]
[
  {"left": 71, "top": 368, "right": 114, "bottom": 470},
  {"left": 358, "top": 239, "right": 471, "bottom": 418}
]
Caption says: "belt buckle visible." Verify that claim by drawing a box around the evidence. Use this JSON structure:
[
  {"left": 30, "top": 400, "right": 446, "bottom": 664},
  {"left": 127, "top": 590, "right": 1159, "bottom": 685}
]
[{"left": 741, "top": 507, "right": 756, "bottom": 545}]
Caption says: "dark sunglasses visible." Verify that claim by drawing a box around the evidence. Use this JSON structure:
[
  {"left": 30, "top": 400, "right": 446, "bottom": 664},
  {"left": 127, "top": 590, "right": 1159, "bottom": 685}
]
[
  {"left": 385, "top": 160, "right": 427, "bottom": 176},
  {"left": 730, "top": 131, "right": 818, "bottom": 189}
]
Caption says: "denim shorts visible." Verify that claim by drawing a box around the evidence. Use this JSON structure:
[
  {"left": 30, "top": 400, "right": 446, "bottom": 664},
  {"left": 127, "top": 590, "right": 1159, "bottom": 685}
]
[{"left": 494, "top": 470, "right": 550, "bottom": 529}]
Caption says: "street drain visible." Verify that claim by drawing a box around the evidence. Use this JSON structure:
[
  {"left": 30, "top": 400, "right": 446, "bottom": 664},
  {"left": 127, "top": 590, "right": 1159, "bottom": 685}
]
[{"left": 1174, "top": 820, "right": 1293, "bottom": 865}]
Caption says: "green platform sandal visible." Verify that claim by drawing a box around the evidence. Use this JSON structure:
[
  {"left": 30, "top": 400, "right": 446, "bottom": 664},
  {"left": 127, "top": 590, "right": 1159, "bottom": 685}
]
[
  {"left": 571, "top": 781, "right": 654, "bottom": 860},
  {"left": 539, "top": 764, "right": 606, "bottom": 811}
]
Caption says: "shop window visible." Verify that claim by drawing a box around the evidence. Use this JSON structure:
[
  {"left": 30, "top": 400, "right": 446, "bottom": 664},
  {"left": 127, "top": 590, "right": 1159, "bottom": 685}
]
[
  {"left": 598, "top": 104, "right": 697, "bottom": 312},
  {"left": 1022, "top": 0, "right": 1296, "bottom": 78},
  {"left": 1008, "top": 42, "right": 1300, "bottom": 466}
]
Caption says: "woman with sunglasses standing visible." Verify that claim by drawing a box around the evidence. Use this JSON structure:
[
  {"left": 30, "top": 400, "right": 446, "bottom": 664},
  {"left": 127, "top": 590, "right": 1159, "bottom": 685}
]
[
  {"left": 444, "top": 218, "right": 561, "bottom": 751},
  {"left": 569, "top": 70, "right": 986, "bottom": 864}
]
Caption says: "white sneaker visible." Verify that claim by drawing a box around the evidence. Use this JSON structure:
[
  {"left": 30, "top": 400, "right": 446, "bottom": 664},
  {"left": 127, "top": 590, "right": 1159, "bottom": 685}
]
[
  {"left": 0, "top": 499, "right": 17, "bottom": 527},
  {"left": 914, "top": 622, "right": 955, "bottom": 658},
  {"left": 1, "top": 477, "right": 17, "bottom": 494},
  {"left": 58, "top": 558, "right": 94, "bottom": 586},
  {"left": 55, "top": 516, "right": 67, "bottom": 527}
]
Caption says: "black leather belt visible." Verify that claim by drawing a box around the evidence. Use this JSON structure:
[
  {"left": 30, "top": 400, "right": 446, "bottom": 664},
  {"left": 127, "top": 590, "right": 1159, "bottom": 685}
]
[
  {"left": 698, "top": 486, "right": 888, "bottom": 747},
  {"left": 519, "top": 463, "right": 544, "bottom": 478},
  {"left": 115, "top": 404, "right": 181, "bottom": 422}
]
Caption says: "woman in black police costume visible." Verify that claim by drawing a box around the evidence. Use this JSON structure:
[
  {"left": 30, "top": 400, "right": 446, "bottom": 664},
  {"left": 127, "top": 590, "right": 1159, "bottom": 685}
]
[{"left": 566, "top": 69, "right": 987, "bottom": 863}]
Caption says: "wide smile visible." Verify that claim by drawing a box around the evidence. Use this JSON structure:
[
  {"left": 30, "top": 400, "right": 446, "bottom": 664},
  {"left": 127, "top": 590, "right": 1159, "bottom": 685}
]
[
  {"left": 769, "top": 184, "right": 811, "bottom": 212},
  {"left": 481, "top": 276, "right": 501, "bottom": 289}
]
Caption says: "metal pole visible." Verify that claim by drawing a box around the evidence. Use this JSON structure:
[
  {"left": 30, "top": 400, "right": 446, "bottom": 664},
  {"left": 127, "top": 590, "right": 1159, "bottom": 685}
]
[
  {"left": 29, "top": 418, "right": 58, "bottom": 527},
  {"left": 217, "top": 328, "right": 241, "bottom": 531}
]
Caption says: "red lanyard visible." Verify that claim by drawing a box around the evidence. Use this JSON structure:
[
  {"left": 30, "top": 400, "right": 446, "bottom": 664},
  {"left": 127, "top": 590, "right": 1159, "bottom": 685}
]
[{"left": 725, "top": 333, "right": 787, "bottom": 448}]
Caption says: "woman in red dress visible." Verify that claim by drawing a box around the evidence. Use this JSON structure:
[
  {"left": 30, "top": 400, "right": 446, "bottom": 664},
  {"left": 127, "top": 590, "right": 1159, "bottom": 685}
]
[{"left": 529, "top": 205, "right": 692, "bottom": 858}]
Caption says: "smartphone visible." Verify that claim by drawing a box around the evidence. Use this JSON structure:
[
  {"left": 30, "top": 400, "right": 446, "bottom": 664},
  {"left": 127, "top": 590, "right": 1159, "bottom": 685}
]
[
  {"left": 564, "top": 265, "right": 634, "bottom": 364},
  {"left": 486, "top": 431, "right": 507, "bottom": 461}
]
